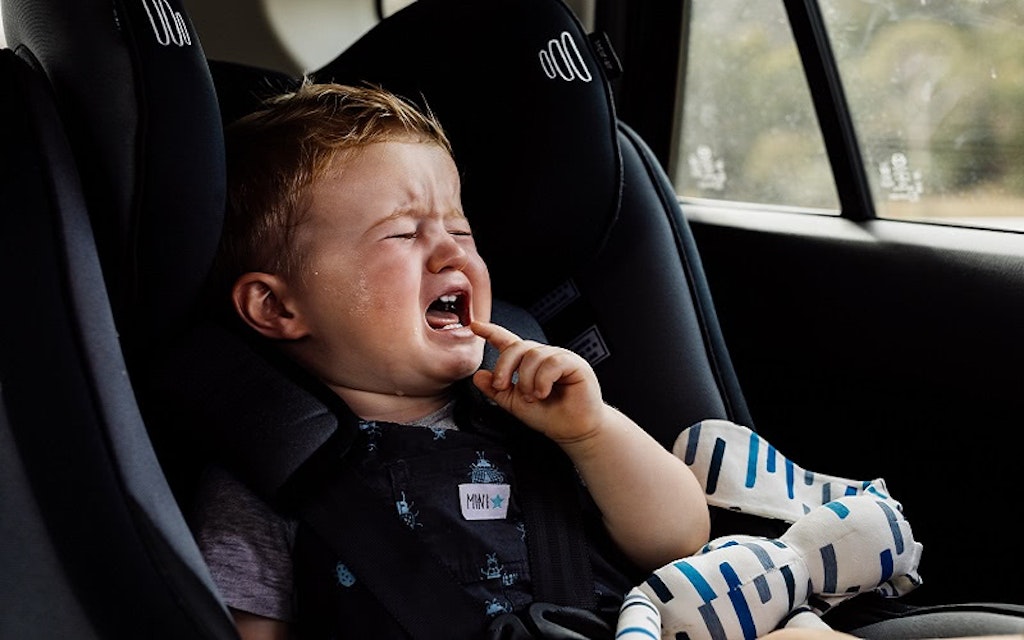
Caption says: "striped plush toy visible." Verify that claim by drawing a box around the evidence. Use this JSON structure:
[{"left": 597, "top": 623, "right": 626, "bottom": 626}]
[{"left": 616, "top": 420, "right": 923, "bottom": 640}]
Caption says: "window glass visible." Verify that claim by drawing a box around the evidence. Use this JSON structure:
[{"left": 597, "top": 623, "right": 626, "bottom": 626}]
[
  {"left": 381, "top": 0, "right": 416, "bottom": 18},
  {"left": 673, "top": 1, "right": 840, "bottom": 211},
  {"left": 820, "top": 1, "right": 1024, "bottom": 231}
]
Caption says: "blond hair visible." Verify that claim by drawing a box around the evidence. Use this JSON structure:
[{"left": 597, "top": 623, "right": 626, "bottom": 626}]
[{"left": 216, "top": 80, "right": 453, "bottom": 284}]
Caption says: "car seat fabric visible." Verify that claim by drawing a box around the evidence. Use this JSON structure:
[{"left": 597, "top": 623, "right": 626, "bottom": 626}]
[
  {"left": 1, "top": 0, "right": 225, "bottom": 365},
  {"left": 571, "top": 122, "right": 753, "bottom": 445},
  {"left": 850, "top": 605, "right": 1024, "bottom": 639},
  {"left": 0, "top": 48, "right": 103, "bottom": 640},
  {"left": 0, "top": 47, "right": 236, "bottom": 640},
  {"left": 208, "top": 59, "right": 302, "bottom": 128}
]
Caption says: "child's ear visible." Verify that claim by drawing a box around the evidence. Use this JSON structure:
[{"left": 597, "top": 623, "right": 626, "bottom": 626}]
[{"left": 232, "top": 272, "right": 308, "bottom": 340}]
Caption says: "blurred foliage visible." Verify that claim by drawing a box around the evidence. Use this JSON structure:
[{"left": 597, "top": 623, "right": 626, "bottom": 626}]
[{"left": 675, "top": 0, "right": 1024, "bottom": 226}]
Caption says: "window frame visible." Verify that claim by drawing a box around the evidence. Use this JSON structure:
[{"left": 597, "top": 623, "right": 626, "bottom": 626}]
[{"left": 781, "top": 0, "right": 875, "bottom": 221}]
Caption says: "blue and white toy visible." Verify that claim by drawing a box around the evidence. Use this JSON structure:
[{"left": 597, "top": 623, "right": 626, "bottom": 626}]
[{"left": 617, "top": 420, "right": 923, "bottom": 640}]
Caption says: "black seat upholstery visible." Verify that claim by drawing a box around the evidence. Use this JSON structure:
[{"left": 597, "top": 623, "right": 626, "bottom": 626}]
[
  {"left": 1, "top": 0, "right": 236, "bottom": 637},
  {"left": 0, "top": 46, "right": 236, "bottom": 640},
  {"left": 1, "top": 0, "right": 224, "bottom": 365}
]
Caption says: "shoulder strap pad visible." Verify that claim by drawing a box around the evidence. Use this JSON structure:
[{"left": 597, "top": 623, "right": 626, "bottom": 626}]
[{"left": 147, "top": 322, "right": 357, "bottom": 503}]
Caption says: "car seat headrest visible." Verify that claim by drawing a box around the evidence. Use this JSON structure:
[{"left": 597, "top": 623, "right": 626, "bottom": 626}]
[
  {"left": 314, "top": 0, "right": 623, "bottom": 306},
  {"left": 2, "top": 0, "right": 225, "bottom": 362},
  {"left": 207, "top": 60, "right": 301, "bottom": 128}
]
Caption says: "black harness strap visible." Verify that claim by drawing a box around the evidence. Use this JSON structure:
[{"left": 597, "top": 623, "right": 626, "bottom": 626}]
[{"left": 510, "top": 429, "right": 597, "bottom": 610}]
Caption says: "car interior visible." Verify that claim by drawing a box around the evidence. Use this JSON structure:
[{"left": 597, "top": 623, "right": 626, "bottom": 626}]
[{"left": 2, "top": 0, "right": 1023, "bottom": 638}]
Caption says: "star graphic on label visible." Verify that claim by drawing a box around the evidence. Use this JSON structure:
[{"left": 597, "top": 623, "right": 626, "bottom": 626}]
[{"left": 491, "top": 493, "right": 505, "bottom": 508}]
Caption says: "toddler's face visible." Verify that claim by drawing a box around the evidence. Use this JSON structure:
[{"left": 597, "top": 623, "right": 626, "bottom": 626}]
[{"left": 288, "top": 140, "right": 491, "bottom": 398}]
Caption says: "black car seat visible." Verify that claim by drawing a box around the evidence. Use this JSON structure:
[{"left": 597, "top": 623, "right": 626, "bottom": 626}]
[
  {"left": 1, "top": 0, "right": 224, "bottom": 368},
  {"left": 0, "top": 0, "right": 236, "bottom": 638}
]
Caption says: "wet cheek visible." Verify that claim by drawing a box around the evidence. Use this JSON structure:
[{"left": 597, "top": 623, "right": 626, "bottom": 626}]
[
  {"left": 347, "top": 272, "right": 373, "bottom": 317},
  {"left": 347, "top": 265, "right": 414, "bottom": 325},
  {"left": 305, "top": 266, "right": 378, "bottom": 323}
]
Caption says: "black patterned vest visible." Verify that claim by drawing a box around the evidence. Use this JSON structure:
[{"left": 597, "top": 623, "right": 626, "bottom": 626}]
[{"left": 292, "top": 397, "right": 638, "bottom": 639}]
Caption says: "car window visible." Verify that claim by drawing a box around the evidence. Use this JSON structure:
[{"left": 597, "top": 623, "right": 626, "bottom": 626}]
[
  {"left": 673, "top": 0, "right": 1024, "bottom": 232},
  {"left": 380, "top": 0, "right": 416, "bottom": 18},
  {"left": 672, "top": 1, "right": 840, "bottom": 213},
  {"left": 820, "top": 1, "right": 1024, "bottom": 231}
]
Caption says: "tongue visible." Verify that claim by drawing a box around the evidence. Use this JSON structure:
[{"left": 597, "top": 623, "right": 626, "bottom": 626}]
[{"left": 426, "top": 309, "right": 461, "bottom": 329}]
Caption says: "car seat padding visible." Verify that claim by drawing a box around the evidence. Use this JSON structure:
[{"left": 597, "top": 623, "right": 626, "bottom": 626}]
[{"left": 3, "top": 0, "right": 225, "bottom": 363}]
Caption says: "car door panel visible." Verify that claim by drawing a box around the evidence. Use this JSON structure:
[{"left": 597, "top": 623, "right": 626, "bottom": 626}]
[{"left": 687, "top": 204, "right": 1024, "bottom": 605}]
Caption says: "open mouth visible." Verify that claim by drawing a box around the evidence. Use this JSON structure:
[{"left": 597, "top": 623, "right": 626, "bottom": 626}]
[{"left": 425, "top": 292, "right": 470, "bottom": 331}]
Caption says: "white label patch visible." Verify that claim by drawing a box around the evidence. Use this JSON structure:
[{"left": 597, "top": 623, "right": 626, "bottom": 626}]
[{"left": 459, "top": 483, "right": 511, "bottom": 521}]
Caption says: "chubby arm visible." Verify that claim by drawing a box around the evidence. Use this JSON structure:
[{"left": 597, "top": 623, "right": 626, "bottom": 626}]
[{"left": 470, "top": 321, "right": 710, "bottom": 571}]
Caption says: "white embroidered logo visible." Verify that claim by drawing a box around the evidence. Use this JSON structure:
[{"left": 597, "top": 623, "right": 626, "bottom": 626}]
[
  {"left": 538, "top": 31, "right": 592, "bottom": 83},
  {"left": 141, "top": 0, "right": 192, "bottom": 47}
]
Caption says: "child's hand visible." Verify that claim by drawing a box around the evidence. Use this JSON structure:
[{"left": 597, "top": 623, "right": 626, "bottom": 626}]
[
  {"left": 470, "top": 321, "right": 605, "bottom": 444},
  {"left": 472, "top": 321, "right": 712, "bottom": 570}
]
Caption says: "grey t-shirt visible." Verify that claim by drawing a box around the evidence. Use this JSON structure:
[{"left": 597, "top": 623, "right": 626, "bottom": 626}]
[{"left": 191, "top": 465, "right": 299, "bottom": 620}]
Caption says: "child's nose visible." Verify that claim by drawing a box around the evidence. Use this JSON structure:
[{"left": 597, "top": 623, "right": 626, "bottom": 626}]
[{"left": 427, "top": 232, "right": 469, "bottom": 273}]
